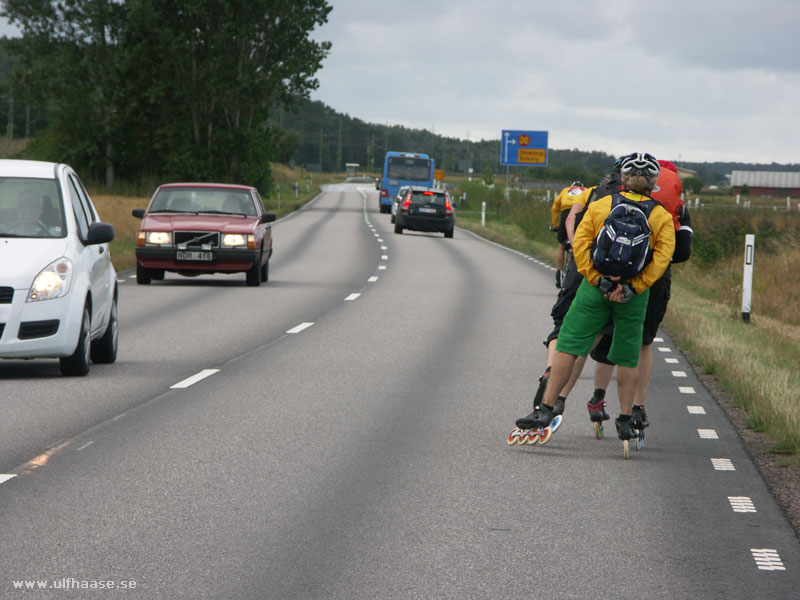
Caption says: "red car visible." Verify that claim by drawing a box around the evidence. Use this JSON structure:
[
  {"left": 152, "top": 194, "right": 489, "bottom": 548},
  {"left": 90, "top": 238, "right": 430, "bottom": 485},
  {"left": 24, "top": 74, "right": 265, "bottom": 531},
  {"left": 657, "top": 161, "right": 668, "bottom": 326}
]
[{"left": 132, "top": 183, "right": 276, "bottom": 286}]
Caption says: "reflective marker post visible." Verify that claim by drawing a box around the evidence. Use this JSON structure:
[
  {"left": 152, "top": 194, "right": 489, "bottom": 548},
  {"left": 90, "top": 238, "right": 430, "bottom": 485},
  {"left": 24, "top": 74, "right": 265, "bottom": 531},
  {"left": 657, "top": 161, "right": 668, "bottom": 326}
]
[
  {"left": 741, "top": 234, "right": 755, "bottom": 322},
  {"left": 481, "top": 201, "right": 486, "bottom": 227}
]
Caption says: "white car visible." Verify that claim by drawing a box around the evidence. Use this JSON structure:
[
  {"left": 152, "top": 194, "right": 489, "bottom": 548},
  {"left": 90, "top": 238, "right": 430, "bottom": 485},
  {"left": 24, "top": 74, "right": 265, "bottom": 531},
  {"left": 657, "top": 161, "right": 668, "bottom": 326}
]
[{"left": 0, "top": 160, "right": 118, "bottom": 375}]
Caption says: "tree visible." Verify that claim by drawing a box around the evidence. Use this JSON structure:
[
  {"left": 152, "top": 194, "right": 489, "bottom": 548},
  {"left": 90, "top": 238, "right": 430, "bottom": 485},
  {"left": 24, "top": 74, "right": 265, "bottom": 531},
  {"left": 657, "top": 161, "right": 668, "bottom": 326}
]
[
  {"left": 3, "top": 0, "right": 332, "bottom": 189},
  {"left": 683, "top": 176, "right": 704, "bottom": 194}
]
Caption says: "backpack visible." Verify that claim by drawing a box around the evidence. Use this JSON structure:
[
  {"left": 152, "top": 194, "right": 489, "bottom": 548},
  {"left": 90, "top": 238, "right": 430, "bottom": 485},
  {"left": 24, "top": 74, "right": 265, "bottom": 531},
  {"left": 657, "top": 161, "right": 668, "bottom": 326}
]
[{"left": 592, "top": 193, "right": 658, "bottom": 279}]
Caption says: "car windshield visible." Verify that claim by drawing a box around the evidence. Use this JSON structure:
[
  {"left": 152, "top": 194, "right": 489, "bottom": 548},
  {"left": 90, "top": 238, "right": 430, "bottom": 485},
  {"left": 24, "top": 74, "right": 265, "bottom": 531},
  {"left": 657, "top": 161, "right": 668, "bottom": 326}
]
[
  {"left": 410, "top": 191, "right": 446, "bottom": 205},
  {"left": 149, "top": 188, "right": 257, "bottom": 217},
  {"left": 0, "top": 177, "right": 66, "bottom": 238}
]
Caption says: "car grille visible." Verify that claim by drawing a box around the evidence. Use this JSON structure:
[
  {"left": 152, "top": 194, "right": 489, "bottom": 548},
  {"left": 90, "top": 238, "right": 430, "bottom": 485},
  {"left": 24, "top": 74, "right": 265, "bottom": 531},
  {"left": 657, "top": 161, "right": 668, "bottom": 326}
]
[
  {"left": 0, "top": 287, "right": 13, "bottom": 303},
  {"left": 174, "top": 231, "right": 220, "bottom": 248},
  {"left": 18, "top": 319, "right": 60, "bottom": 340}
]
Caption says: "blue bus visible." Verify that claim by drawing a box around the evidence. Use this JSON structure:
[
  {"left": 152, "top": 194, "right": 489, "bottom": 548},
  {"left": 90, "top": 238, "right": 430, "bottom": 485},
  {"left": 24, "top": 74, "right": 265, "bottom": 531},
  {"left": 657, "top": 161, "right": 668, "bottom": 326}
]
[{"left": 378, "top": 151, "right": 434, "bottom": 213}]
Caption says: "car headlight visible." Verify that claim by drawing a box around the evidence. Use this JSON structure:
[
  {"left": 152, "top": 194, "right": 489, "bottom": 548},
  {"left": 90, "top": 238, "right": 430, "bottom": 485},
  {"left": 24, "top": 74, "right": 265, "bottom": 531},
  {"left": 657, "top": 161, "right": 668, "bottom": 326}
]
[
  {"left": 222, "top": 233, "right": 250, "bottom": 247},
  {"left": 28, "top": 257, "right": 74, "bottom": 302},
  {"left": 146, "top": 231, "right": 171, "bottom": 245}
]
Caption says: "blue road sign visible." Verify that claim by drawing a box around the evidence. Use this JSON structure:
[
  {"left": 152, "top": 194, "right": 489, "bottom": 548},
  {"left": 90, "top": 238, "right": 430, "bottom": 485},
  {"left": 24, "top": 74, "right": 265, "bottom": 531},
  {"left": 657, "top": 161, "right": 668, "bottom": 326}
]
[{"left": 500, "top": 130, "right": 548, "bottom": 166}]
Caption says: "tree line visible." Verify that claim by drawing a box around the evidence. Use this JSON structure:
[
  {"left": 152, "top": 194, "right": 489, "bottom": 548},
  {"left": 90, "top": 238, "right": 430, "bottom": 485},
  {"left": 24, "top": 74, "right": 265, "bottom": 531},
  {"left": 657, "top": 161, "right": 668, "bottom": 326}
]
[
  {"left": 0, "top": 1, "right": 796, "bottom": 191},
  {"left": 0, "top": 0, "right": 332, "bottom": 191}
]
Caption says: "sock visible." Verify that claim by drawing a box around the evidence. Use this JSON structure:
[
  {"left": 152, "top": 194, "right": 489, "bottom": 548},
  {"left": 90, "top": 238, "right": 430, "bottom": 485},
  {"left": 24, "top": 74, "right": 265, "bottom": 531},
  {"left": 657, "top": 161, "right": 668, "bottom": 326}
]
[
  {"left": 593, "top": 388, "right": 606, "bottom": 402},
  {"left": 617, "top": 414, "right": 632, "bottom": 422}
]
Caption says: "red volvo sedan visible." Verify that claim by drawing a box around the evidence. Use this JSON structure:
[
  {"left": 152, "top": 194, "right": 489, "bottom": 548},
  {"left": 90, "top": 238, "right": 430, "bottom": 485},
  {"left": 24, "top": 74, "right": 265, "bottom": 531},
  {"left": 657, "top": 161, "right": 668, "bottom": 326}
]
[{"left": 132, "top": 183, "right": 276, "bottom": 286}]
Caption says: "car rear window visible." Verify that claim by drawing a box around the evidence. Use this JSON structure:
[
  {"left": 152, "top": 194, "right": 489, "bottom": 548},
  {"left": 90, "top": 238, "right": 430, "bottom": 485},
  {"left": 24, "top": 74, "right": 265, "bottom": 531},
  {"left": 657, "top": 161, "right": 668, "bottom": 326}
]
[
  {"left": 150, "top": 188, "right": 257, "bottom": 216},
  {"left": 0, "top": 177, "right": 66, "bottom": 238},
  {"left": 410, "top": 191, "right": 446, "bottom": 205}
]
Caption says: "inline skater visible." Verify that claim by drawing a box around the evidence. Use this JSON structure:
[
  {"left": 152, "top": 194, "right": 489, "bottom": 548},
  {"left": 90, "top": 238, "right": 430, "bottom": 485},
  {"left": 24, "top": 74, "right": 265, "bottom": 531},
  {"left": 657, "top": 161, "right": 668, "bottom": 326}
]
[
  {"left": 586, "top": 159, "right": 694, "bottom": 432},
  {"left": 523, "top": 152, "right": 675, "bottom": 447},
  {"left": 513, "top": 161, "right": 624, "bottom": 437},
  {"left": 551, "top": 181, "right": 587, "bottom": 287}
]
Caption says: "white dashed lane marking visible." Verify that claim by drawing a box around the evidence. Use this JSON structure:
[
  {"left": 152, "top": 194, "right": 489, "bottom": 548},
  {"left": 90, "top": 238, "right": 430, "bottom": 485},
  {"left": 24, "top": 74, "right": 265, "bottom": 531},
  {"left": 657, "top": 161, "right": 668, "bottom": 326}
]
[
  {"left": 687, "top": 406, "right": 706, "bottom": 414},
  {"left": 711, "top": 458, "right": 736, "bottom": 471},
  {"left": 698, "top": 429, "right": 719, "bottom": 439},
  {"left": 75, "top": 441, "right": 94, "bottom": 452},
  {"left": 729, "top": 497, "right": 757, "bottom": 513},
  {"left": 368, "top": 276, "right": 378, "bottom": 282},
  {"left": 671, "top": 370, "right": 687, "bottom": 377},
  {"left": 170, "top": 369, "right": 220, "bottom": 389},
  {"left": 344, "top": 293, "right": 361, "bottom": 301},
  {"left": 286, "top": 322, "right": 314, "bottom": 334},
  {"left": 658, "top": 347, "right": 672, "bottom": 353},
  {"left": 679, "top": 386, "right": 696, "bottom": 394},
  {"left": 665, "top": 357, "right": 679, "bottom": 364},
  {"left": 653, "top": 337, "right": 664, "bottom": 342},
  {"left": 751, "top": 549, "right": 786, "bottom": 571},
  {"left": 0, "top": 474, "right": 16, "bottom": 485}
]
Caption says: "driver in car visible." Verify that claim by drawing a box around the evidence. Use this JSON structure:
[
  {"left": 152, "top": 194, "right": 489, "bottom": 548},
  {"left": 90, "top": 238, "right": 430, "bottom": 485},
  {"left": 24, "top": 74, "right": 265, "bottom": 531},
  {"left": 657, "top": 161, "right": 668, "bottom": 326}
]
[{"left": 8, "top": 189, "right": 49, "bottom": 235}]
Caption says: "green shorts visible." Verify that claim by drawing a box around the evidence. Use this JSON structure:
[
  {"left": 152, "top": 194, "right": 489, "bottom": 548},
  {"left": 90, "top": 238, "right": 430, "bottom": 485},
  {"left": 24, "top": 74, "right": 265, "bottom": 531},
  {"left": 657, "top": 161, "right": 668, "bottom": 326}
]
[{"left": 555, "top": 279, "right": 650, "bottom": 367}]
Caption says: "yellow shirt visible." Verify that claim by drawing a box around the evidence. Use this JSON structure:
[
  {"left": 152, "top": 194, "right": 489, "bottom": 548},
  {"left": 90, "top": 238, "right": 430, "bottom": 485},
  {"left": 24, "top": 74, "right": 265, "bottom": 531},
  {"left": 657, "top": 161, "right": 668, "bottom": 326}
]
[
  {"left": 573, "top": 190, "right": 675, "bottom": 294},
  {"left": 551, "top": 186, "right": 589, "bottom": 228}
]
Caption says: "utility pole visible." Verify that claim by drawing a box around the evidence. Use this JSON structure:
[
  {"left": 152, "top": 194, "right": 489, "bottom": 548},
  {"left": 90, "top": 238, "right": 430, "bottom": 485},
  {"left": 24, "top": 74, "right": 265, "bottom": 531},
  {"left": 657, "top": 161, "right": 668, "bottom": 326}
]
[
  {"left": 337, "top": 116, "right": 342, "bottom": 173},
  {"left": 6, "top": 96, "right": 14, "bottom": 139},
  {"left": 319, "top": 128, "right": 324, "bottom": 172}
]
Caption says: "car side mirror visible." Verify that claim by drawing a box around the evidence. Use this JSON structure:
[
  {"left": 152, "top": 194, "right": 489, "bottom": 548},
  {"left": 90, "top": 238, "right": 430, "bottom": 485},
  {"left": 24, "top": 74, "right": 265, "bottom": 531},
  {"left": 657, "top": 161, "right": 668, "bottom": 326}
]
[
  {"left": 132, "top": 208, "right": 145, "bottom": 219},
  {"left": 86, "top": 221, "right": 115, "bottom": 245},
  {"left": 261, "top": 212, "right": 277, "bottom": 224}
]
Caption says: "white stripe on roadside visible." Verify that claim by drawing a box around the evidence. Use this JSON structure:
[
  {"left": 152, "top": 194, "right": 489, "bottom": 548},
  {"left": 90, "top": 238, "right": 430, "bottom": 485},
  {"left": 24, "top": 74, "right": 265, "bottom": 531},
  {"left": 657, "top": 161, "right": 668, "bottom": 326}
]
[
  {"left": 287, "top": 322, "right": 314, "bottom": 334},
  {"left": 345, "top": 293, "right": 361, "bottom": 301},
  {"left": 0, "top": 474, "right": 16, "bottom": 485},
  {"left": 170, "top": 369, "right": 220, "bottom": 389}
]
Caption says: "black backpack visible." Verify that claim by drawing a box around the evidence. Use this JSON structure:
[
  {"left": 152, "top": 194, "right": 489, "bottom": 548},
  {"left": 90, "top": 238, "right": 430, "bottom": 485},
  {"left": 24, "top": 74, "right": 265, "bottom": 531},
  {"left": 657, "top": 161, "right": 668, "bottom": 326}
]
[{"left": 592, "top": 192, "right": 658, "bottom": 279}]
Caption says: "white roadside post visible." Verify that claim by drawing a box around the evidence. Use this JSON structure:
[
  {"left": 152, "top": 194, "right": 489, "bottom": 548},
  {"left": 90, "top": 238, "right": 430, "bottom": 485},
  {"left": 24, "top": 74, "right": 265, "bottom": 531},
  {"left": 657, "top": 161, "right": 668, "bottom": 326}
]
[
  {"left": 741, "top": 234, "right": 755, "bottom": 322},
  {"left": 481, "top": 201, "right": 486, "bottom": 227}
]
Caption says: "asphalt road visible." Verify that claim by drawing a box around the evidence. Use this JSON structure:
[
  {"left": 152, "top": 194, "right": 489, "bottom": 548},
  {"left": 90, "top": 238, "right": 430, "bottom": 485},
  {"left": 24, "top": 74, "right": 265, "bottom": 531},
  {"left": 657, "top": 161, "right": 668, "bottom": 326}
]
[{"left": 1, "top": 184, "right": 797, "bottom": 599}]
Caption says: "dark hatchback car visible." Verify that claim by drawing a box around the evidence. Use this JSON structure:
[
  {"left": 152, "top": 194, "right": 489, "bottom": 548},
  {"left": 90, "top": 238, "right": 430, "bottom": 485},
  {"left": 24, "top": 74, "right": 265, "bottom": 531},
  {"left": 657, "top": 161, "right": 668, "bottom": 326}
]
[
  {"left": 393, "top": 186, "right": 454, "bottom": 238},
  {"left": 132, "top": 183, "right": 276, "bottom": 286}
]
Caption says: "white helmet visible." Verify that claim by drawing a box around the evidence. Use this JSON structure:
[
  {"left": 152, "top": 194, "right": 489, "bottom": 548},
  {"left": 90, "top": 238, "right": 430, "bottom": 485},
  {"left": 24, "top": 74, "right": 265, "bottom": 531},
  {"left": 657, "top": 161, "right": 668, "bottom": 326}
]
[{"left": 620, "top": 152, "right": 660, "bottom": 177}]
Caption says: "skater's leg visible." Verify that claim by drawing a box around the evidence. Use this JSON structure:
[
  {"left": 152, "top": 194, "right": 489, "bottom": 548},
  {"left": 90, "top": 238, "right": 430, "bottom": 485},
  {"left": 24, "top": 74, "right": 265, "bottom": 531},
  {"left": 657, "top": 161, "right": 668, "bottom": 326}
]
[
  {"left": 559, "top": 354, "right": 587, "bottom": 398},
  {"left": 634, "top": 343, "right": 653, "bottom": 406},
  {"left": 541, "top": 351, "right": 577, "bottom": 410},
  {"left": 616, "top": 365, "right": 638, "bottom": 416},
  {"left": 594, "top": 361, "right": 614, "bottom": 393}
]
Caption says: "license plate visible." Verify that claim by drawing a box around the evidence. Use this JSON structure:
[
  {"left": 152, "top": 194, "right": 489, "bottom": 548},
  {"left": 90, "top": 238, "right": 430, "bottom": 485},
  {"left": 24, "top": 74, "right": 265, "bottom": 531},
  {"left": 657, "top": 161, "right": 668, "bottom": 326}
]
[
  {"left": 176, "top": 250, "right": 213, "bottom": 261},
  {"left": 417, "top": 207, "right": 437, "bottom": 214}
]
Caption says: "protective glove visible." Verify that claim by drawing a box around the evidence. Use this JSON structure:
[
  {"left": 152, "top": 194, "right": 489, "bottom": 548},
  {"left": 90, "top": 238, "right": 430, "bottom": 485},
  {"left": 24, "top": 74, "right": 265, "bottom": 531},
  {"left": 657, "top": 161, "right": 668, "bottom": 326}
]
[
  {"left": 618, "top": 281, "right": 636, "bottom": 304},
  {"left": 596, "top": 276, "right": 615, "bottom": 296}
]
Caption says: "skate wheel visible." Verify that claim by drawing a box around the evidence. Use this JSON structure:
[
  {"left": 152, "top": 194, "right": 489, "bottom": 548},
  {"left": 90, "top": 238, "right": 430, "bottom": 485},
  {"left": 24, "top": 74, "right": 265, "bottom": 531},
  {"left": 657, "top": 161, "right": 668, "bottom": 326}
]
[
  {"left": 550, "top": 415, "right": 562, "bottom": 434},
  {"left": 538, "top": 427, "right": 553, "bottom": 445},
  {"left": 507, "top": 428, "right": 522, "bottom": 445},
  {"left": 623, "top": 439, "right": 629, "bottom": 459},
  {"left": 523, "top": 430, "right": 539, "bottom": 445},
  {"left": 593, "top": 421, "right": 603, "bottom": 440}
]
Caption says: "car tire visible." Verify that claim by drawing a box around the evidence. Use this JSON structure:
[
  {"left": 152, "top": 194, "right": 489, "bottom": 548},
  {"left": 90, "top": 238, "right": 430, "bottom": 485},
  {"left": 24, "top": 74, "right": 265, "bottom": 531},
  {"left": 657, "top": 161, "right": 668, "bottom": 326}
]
[
  {"left": 394, "top": 223, "right": 403, "bottom": 234},
  {"left": 90, "top": 295, "right": 118, "bottom": 364},
  {"left": 60, "top": 304, "right": 91, "bottom": 376},
  {"left": 444, "top": 228, "right": 454, "bottom": 239},
  {"left": 136, "top": 262, "right": 152, "bottom": 285},
  {"left": 260, "top": 259, "right": 269, "bottom": 282},
  {"left": 246, "top": 254, "right": 262, "bottom": 287}
]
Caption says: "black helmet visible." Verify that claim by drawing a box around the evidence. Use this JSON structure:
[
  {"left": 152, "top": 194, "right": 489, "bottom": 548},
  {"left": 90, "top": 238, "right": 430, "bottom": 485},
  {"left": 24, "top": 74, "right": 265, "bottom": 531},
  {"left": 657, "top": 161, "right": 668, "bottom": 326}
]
[{"left": 620, "top": 153, "right": 660, "bottom": 177}]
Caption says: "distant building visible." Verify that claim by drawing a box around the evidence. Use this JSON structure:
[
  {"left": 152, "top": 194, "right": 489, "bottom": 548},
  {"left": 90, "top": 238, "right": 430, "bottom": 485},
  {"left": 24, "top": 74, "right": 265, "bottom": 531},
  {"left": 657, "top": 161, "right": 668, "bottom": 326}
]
[{"left": 731, "top": 171, "right": 800, "bottom": 197}]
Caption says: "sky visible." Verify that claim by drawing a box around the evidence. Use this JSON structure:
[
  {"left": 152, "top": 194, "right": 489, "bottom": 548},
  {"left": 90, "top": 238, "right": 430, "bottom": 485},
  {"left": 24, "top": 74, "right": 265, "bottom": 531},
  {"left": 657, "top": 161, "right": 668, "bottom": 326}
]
[
  {"left": 309, "top": 0, "right": 800, "bottom": 165},
  {"left": 1, "top": 1, "right": 797, "bottom": 165}
]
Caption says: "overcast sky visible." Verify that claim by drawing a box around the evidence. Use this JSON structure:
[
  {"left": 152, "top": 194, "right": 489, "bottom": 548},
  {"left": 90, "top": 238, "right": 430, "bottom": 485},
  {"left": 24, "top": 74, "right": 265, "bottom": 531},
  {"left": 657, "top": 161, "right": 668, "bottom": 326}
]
[
  {"left": 310, "top": 0, "right": 800, "bottom": 165},
  {"left": 1, "top": 1, "right": 797, "bottom": 165}
]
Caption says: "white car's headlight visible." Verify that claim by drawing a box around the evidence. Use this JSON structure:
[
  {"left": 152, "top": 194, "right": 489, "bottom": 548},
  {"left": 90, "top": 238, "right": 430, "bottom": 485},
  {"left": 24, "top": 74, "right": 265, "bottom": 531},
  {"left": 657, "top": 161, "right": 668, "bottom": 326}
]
[
  {"left": 27, "top": 257, "right": 74, "bottom": 302},
  {"left": 222, "top": 233, "right": 248, "bottom": 247},
  {"left": 146, "top": 231, "right": 171, "bottom": 245}
]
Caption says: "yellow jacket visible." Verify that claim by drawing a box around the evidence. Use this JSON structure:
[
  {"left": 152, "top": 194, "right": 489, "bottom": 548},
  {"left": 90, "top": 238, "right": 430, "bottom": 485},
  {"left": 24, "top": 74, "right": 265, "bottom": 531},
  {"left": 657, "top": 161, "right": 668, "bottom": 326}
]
[
  {"left": 551, "top": 185, "right": 589, "bottom": 228},
  {"left": 573, "top": 191, "right": 676, "bottom": 294}
]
